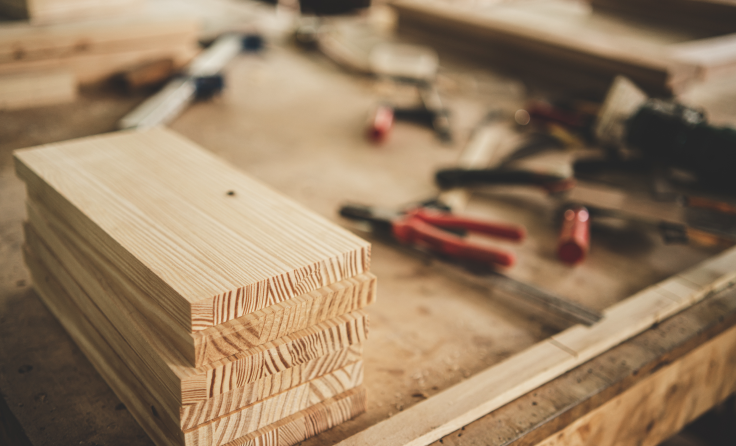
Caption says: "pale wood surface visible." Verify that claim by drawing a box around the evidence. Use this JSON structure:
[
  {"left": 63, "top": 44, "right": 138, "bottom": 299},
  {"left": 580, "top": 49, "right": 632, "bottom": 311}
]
[
  {"left": 15, "top": 127, "right": 371, "bottom": 333},
  {"left": 0, "top": 70, "right": 76, "bottom": 110}
]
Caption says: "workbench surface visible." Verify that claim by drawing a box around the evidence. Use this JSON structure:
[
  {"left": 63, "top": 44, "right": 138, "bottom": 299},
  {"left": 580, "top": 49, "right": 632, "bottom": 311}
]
[{"left": 2, "top": 7, "right": 736, "bottom": 446}]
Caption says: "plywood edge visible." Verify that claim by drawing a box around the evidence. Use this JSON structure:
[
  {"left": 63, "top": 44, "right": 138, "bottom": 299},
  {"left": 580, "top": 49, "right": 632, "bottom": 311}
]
[{"left": 334, "top": 244, "right": 736, "bottom": 446}]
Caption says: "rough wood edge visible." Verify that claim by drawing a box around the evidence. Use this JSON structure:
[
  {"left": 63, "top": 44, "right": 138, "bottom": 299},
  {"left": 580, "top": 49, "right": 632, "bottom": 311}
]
[{"left": 334, "top": 245, "right": 736, "bottom": 446}]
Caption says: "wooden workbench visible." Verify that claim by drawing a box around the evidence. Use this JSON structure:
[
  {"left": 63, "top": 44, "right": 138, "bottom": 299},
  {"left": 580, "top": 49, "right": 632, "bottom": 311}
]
[{"left": 2, "top": 9, "right": 736, "bottom": 445}]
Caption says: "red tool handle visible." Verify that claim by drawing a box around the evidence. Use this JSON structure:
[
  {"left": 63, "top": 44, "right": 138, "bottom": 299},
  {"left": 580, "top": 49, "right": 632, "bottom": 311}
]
[
  {"left": 393, "top": 216, "right": 515, "bottom": 267},
  {"left": 557, "top": 207, "right": 590, "bottom": 265},
  {"left": 367, "top": 105, "right": 394, "bottom": 144},
  {"left": 410, "top": 208, "right": 526, "bottom": 241}
]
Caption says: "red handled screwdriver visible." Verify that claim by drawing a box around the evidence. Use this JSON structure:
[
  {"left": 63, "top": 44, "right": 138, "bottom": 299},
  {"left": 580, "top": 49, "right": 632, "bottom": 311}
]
[{"left": 557, "top": 206, "right": 590, "bottom": 265}]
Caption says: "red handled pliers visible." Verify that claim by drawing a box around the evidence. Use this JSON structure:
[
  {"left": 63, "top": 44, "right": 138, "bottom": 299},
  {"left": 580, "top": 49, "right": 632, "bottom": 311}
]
[{"left": 339, "top": 204, "right": 525, "bottom": 267}]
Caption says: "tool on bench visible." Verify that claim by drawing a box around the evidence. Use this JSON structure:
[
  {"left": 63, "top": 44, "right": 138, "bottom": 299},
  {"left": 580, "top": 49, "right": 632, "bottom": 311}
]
[
  {"left": 118, "top": 33, "right": 258, "bottom": 130},
  {"left": 435, "top": 167, "right": 576, "bottom": 194},
  {"left": 556, "top": 206, "right": 590, "bottom": 265},
  {"left": 339, "top": 203, "right": 525, "bottom": 267},
  {"left": 595, "top": 76, "right": 736, "bottom": 191},
  {"left": 339, "top": 203, "right": 602, "bottom": 325}
]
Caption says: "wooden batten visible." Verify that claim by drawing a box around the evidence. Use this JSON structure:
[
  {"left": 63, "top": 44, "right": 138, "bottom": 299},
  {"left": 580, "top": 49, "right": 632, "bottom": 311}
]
[{"left": 14, "top": 128, "right": 371, "bottom": 335}]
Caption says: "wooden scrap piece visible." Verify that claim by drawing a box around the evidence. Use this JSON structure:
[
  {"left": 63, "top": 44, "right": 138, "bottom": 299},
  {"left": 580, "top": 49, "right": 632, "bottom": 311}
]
[
  {"left": 13, "top": 127, "right": 371, "bottom": 335},
  {"left": 0, "top": 69, "right": 76, "bottom": 110},
  {"left": 26, "top": 195, "right": 376, "bottom": 367}
]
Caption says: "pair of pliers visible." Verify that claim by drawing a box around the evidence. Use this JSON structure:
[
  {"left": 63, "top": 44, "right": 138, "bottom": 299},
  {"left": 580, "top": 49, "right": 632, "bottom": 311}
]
[{"left": 339, "top": 204, "right": 525, "bottom": 267}]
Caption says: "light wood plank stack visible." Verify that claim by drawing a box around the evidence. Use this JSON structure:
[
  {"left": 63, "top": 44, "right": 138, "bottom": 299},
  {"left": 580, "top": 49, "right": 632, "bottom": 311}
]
[{"left": 14, "top": 127, "right": 376, "bottom": 446}]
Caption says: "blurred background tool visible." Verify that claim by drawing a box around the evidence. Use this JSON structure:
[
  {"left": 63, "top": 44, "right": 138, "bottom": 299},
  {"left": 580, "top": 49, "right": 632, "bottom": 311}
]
[
  {"left": 557, "top": 206, "right": 590, "bottom": 265},
  {"left": 595, "top": 76, "right": 736, "bottom": 191},
  {"left": 118, "top": 32, "right": 252, "bottom": 130},
  {"left": 339, "top": 203, "right": 525, "bottom": 267},
  {"left": 435, "top": 167, "right": 576, "bottom": 194}
]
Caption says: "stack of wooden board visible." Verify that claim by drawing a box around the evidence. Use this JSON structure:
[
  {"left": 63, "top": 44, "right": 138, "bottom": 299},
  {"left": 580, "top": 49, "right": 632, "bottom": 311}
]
[{"left": 14, "top": 127, "right": 376, "bottom": 446}]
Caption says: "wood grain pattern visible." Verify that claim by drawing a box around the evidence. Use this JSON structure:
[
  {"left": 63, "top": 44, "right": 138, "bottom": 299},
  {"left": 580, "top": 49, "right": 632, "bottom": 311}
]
[
  {"left": 332, "top": 246, "right": 736, "bottom": 446},
  {"left": 0, "top": 69, "right": 76, "bottom": 110},
  {"left": 222, "top": 387, "right": 366, "bottom": 446},
  {"left": 27, "top": 194, "right": 376, "bottom": 368},
  {"left": 24, "top": 219, "right": 369, "bottom": 411},
  {"left": 184, "top": 362, "right": 364, "bottom": 445},
  {"left": 180, "top": 349, "right": 363, "bottom": 430},
  {"left": 14, "top": 127, "right": 371, "bottom": 333}
]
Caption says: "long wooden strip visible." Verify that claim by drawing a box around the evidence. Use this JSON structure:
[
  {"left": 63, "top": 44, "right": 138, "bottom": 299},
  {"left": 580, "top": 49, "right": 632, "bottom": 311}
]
[
  {"left": 184, "top": 362, "right": 363, "bottom": 445},
  {"left": 28, "top": 195, "right": 376, "bottom": 367},
  {"left": 0, "top": 70, "right": 76, "bottom": 110},
  {"left": 180, "top": 349, "right": 362, "bottom": 430},
  {"left": 24, "top": 218, "right": 369, "bottom": 408},
  {"left": 0, "top": 16, "right": 198, "bottom": 64},
  {"left": 334, "top": 246, "right": 736, "bottom": 446},
  {"left": 14, "top": 128, "right": 371, "bottom": 332},
  {"left": 222, "top": 387, "right": 367, "bottom": 446},
  {"left": 24, "top": 247, "right": 184, "bottom": 446}
]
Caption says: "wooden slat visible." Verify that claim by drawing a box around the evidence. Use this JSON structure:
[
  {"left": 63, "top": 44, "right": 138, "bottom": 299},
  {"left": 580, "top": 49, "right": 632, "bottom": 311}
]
[
  {"left": 332, "top": 246, "right": 736, "bottom": 446},
  {"left": 180, "top": 352, "right": 362, "bottom": 429},
  {"left": 14, "top": 127, "right": 371, "bottom": 333},
  {"left": 222, "top": 387, "right": 366, "bottom": 446},
  {"left": 24, "top": 220, "right": 369, "bottom": 411},
  {"left": 184, "top": 362, "right": 364, "bottom": 445},
  {"left": 0, "top": 69, "right": 76, "bottom": 110},
  {"left": 27, "top": 195, "right": 376, "bottom": 367}
]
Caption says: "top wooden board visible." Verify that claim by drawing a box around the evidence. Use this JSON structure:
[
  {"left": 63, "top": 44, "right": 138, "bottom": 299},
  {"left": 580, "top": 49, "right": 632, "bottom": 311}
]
[{"left": 14, "top": 127, "right": 371, "bottom": 332}]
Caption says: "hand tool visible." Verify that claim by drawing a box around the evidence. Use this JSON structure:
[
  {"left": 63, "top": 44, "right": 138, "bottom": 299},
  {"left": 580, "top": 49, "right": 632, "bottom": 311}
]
[
  {"left": 339, "top": 205, "right": 602, "bottom": 326},
  {"left": 435, "top": 167, "right": 576, "bottom": 194},
  {"left": 118, "top": 33, "right": 250, "bottom": 130},
  {"left": 339, "top": 203, "right": 525, "bottom": 267},
  {"left": 557, "top": 206, "right": 590, "bottom": 265},
  {"left": 595, "top": 75, "right": 736, "bottom": 191}
]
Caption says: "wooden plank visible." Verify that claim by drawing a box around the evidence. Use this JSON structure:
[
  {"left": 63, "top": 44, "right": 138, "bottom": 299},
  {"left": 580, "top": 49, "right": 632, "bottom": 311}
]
[
  {"left": 181, "top": 359, "right": 363, "bottom": 430},
  {"left": 27, "top": 194, "right": 376, "bottom": 367},
  {"left": 669, "top": 33, "right": 736, "bottom": 80},
  {"left": 0, "top": 69, "right": 76, "bottom": 110},
  {"left": 391, "top": 0, "right": 701, "bottom": 95},
  {"left": 0, "top": 17, "right": 198, "bottom": 64},
  {"left": 332, "top": 245, "right": 736, "bottom": 446},
  {"left": 24, "top": 220, "right": 369, "bottom": 411},
  {"left": 223, "top": 387, "right": 367, "bottom": 446},
  {"left": 13, "top": 127, "right": 371, "bottom": 333},
  {"left": 0, "top": 43, "right": 199, "bottom": 84},
  {"left": 184, "top": 363, "right": 364, "bottom": 445},
  {"left": 24, "top": 246, "right": 367, "bottom": 446}
]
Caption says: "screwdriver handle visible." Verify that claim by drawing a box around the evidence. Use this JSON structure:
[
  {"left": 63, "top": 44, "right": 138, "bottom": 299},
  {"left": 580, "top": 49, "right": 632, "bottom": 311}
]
[
  {"left": 367, "top": 105, "right": 394, "bottom": 144},
  {"left": 557, "top": 206, "right": 590, "bottom": 265}
]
